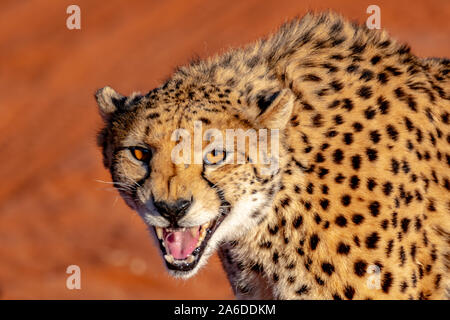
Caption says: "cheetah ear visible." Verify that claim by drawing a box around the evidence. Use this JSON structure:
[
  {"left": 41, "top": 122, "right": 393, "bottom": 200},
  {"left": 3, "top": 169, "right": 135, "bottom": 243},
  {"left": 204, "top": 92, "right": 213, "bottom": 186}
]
[
  {"left": 95, "top": 86, "right": 126, "bottom": 122},
  {"left": 255, "top": 89, "right": 295, "bottom": 129}
]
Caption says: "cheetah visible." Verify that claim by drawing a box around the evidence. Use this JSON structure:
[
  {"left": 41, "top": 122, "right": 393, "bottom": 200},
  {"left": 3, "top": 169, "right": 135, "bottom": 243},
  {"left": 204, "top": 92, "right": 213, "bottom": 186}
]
[{"left": 95, "top": 12, "right": 449, "bottom": 299}]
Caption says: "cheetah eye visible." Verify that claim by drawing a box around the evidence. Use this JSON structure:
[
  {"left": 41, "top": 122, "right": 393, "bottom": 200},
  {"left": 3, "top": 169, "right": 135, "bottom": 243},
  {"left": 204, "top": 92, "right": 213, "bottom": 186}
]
[
  {"left": 130, "top": 147, "right": 152, "bottom": 162},
  {"left": 204, "top": 148, "right": 227, "bottom": 166}
]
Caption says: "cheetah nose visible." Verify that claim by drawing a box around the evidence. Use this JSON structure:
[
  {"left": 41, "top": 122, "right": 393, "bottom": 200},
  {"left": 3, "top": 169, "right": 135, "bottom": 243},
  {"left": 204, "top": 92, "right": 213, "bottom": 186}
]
[{"left": 154, "top": 198, "right": 192, "bottom": 224}]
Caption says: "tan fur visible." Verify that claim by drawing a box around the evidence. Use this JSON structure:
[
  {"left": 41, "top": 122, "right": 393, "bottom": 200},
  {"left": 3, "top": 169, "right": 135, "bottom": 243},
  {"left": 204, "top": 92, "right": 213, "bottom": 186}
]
[{"left": 96, "top": 12, "right": 449, "bottom": 299}]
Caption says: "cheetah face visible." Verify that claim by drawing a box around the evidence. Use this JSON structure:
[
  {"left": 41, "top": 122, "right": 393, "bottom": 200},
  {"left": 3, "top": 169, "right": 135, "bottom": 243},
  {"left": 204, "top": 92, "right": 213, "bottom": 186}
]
[{"left": 95, "top": 85, "right": 294, "bottom": 278}]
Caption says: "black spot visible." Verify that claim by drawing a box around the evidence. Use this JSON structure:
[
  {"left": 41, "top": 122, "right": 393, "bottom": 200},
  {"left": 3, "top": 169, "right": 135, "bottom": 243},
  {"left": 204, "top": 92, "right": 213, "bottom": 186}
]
[
  {"left": 342, "top": 98, "right": 354, "bottom": 111},
  {"left": 295, "top": 284, "right": 310, "bottom": 296},
  {"left": 391, "top": 158, "right": 400, "bottom": 174},
  {"left": 354, "top": 260, "right": 367, "bottom": 277},
  {"left": 367, "top": 178, "right": 377, "bottom": 191},
  {"left": 341, "top": 195, "right": 351, "bottom": 206},
  {"left": 337, "top": 242, "right": 351, "bottom": 255},
  {"left": 315, "top": 153, "right": 325, "bottom": 163},
  {"left": 344, "top": 286, "right": 355, "bottom": 300},
  {"left": 315, "top": 276, "right": 325, "bottom": 286},
  {"left": 306, "top": 183, "right": 314, "bottom": 194},
  {"left": 147, "top": 112, "right": 160, "bottom": 119},
  {"left": 352, "top": 214, "right": 364, "bottom": 225},
  {"left": 400, "top": 281, "right": 408, "bottom": 293},
  {"left": 335, "top": 215, "right": 347, "bottom": 227},
  {"left": 256, "top": 91, "right": 280, "bottom": 113},
  {"left": 381, "top": 272, "right": 393, "bottom": 293},
  {"left": 280, "top": 197, "right": 291, "bottom": 208},
  {"left": 382, "top": 182, "right": 393, "bottom": 196},
  {"left": 353, "top": 235, "right": 360, "bottom": 247},
  {"left": 272, "top": 252, "right": 279, "bottom": 264},
  {"left": 352, "top": 122, "right": 364, "bottom": 132},
  {"left": 325, "top": 130, "right": 338, "bottom": 138},
  {"left": 318, "top": 167, "right": 329, "bottom": 178},
  {"left": 335, "top": 173, "right": 346, "bottom": 183},
  {"left": 287, "top": 275, "right": 296, "bottom": 283},
  {"left": 364, "top": 106, "right": 376, "bottom": 120},
  {"left": 343, "top": 132, "right": 353, "bottom": 145},
  {"left": 386, "top": 125, "right": 399, "bottom": 141},
  {"left": 268, "top": 225, "right": 278, "bottom": 235},
  {"left": 321, "top": 263, "right": 335, "bottom": 276},
  {"left": 350, "top": 175, "right": 360, "bottom": 189},
  {"left": 332, "top": 149, "right": 344, "bottom": 164},
  {"left": 377, "top": 96, "right": 390, "bottom": 114},
  {"left": 357, "top": 86, "right": 372, "bottom": 99},
  {"left": 392, "top": 212, "right": 398, "bottom": 228},
  {"left": 293, "top": 216, "right": 303, "bottom": 228},
  {"left": 312, "top": 113, "right": 323, "bottom": 127},
  {"left": 351, "top": 155, "right": 362, "bottom": 170},
  {"left": 251, "top": 263, "right": 264, "bottom": 274},
  {"left": 314, "top": 213, "right": 322, "bottom": 224},
  {"left": 377, "top": 72, "right": 389, "bottom": 84},
  {"left": 304, "top": 201, "right": 312, "bottom": 211},
  {"left": 370, "top": 55, "right": 381, "bottom": 65},
  {"left": 322, "top": 63, "right": 338, "bottom": 73},
  {"left": 303, "top": 74, "right": 322, "bottom": 82},
  {"left": 386, "top": 66, "right": 403, "bottom": 76},
  {"left": 310, "top": 234, "right": 320, "bottom": 250},
  {"left": 402, "top": 160, "right": 411, "bottom": 174},
  {"left": 381, "top": 219, "right": 389, "bottom": 230},
  {"left": 199, "top": 117, "right": 211, "bottom": 125},
  {"left": 404, "top": 117, "right": 414, "bottom": 131},
  {"left": 359, "top": 69, "right": 374, "bottom": 82},
  {"left": 320, "top": 199, "right": 330, "bottom": 210},
  {"left": 330, "top": 80, "right": 344, "bottom": 92},
  {"left": 369, "top": 130, "right": 381, "bottom": 144},
  {"left": 259, "top": 241, "right": 272, "bottom": 249},
  {"left": 304, "top": 146, "right": 313, "bottom": 153},
  {"left": 386, "top": 239, "right": 394, "bottom": 257},
  {"left": 365, "top": 232, "right": 380, "bottom": 249},
  {"left": 346, "top": 64, "right": 359, "bottom": 73},
  {"left": 369, "top": 201, "right": 381, "bottom": 217},
  {"left": 366, "top": 148, "right": 378, "bottom": 161},
  {"left": 334, "top": 114, "right": 344, "bottom": 125},
  {"left": 399, "top": 246, "right": 406, "bottom": 266},
  {"left": 401, "top": 218, "right": 411, "bottom": 233}
]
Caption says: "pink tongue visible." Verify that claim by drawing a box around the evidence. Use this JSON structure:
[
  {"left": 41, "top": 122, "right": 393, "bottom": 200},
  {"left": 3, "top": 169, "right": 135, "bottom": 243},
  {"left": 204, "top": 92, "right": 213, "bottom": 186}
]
[{"left": 164, "top": 228, "right": 200, "bottom": 260}]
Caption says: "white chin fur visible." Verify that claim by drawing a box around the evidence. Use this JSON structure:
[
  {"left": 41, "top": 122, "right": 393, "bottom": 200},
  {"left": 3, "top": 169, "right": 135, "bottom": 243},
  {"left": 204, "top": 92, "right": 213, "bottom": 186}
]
[{"left": 163, "top": 193, "right": 267, "bottom": 278}]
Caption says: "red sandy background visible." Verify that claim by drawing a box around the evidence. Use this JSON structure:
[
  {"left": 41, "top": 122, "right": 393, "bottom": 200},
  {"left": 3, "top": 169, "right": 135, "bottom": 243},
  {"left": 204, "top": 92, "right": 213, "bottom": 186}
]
[{"left": 0, "top": 0, "right": 448, "bottom": 299}]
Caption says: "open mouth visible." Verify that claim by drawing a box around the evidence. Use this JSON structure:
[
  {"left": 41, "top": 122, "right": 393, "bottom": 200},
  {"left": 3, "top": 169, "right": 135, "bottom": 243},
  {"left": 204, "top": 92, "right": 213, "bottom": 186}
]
[{"left": 154, "top": 215, "right": 224, "bottom": 272}]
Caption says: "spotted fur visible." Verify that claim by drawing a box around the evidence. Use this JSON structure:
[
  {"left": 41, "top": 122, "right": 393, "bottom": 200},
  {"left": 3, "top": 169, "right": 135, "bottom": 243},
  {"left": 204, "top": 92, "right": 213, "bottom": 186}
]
[{"left": 96, "top": 12, "right": 449, "bottom": 299}]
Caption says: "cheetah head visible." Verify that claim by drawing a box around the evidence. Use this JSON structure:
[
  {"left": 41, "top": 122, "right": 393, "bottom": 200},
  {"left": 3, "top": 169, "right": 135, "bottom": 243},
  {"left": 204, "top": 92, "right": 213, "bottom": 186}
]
[{"left": 95, "top": 83, "right": 294, "bottom": 278}]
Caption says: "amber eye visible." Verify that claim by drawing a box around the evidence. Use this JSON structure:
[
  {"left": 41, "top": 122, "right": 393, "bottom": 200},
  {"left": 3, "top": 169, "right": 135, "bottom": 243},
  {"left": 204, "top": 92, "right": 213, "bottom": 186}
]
[
  {"left": 130, "top": 147, "right": 152, "bottom": 162},
  {"left": 204, "top": 149, "right": 227, "bottom": 165}
]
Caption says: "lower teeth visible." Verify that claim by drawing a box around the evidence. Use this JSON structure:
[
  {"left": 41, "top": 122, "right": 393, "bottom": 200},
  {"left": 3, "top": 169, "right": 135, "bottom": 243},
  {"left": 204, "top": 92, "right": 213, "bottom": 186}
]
[
  {"left": 164, "top": 254, "right": 195, "bottom": 264},
  {"left": 164, "top": 254, "right": 174, "bottom": 264}
]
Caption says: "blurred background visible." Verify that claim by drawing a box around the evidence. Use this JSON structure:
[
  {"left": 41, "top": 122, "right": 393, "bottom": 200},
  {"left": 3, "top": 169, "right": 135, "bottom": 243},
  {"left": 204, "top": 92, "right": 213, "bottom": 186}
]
[{"left": 0, "top": 0, "right": 448, "bottom": 299}]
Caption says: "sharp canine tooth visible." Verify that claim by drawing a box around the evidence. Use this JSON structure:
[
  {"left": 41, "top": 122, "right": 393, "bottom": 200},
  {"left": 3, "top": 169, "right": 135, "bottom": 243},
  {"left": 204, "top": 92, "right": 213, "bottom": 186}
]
[
  {"left": 190, "top": 227, "right": 198, "bottom": 237},
  {"left": 164, "top": 254, "right": 174, "bottom": 264},
  {"left": 186, "top": 255, "right": 195, "bottom": 263},
  {"left": 156, "top": 227, "right": 163, "bottom": 239}
]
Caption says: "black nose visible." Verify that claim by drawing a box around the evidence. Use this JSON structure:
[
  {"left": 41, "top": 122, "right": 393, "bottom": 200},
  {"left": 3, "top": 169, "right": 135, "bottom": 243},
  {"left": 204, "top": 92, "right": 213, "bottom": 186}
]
[{"left": 154, "top": 198, "right": 191, "bottom": 224}]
